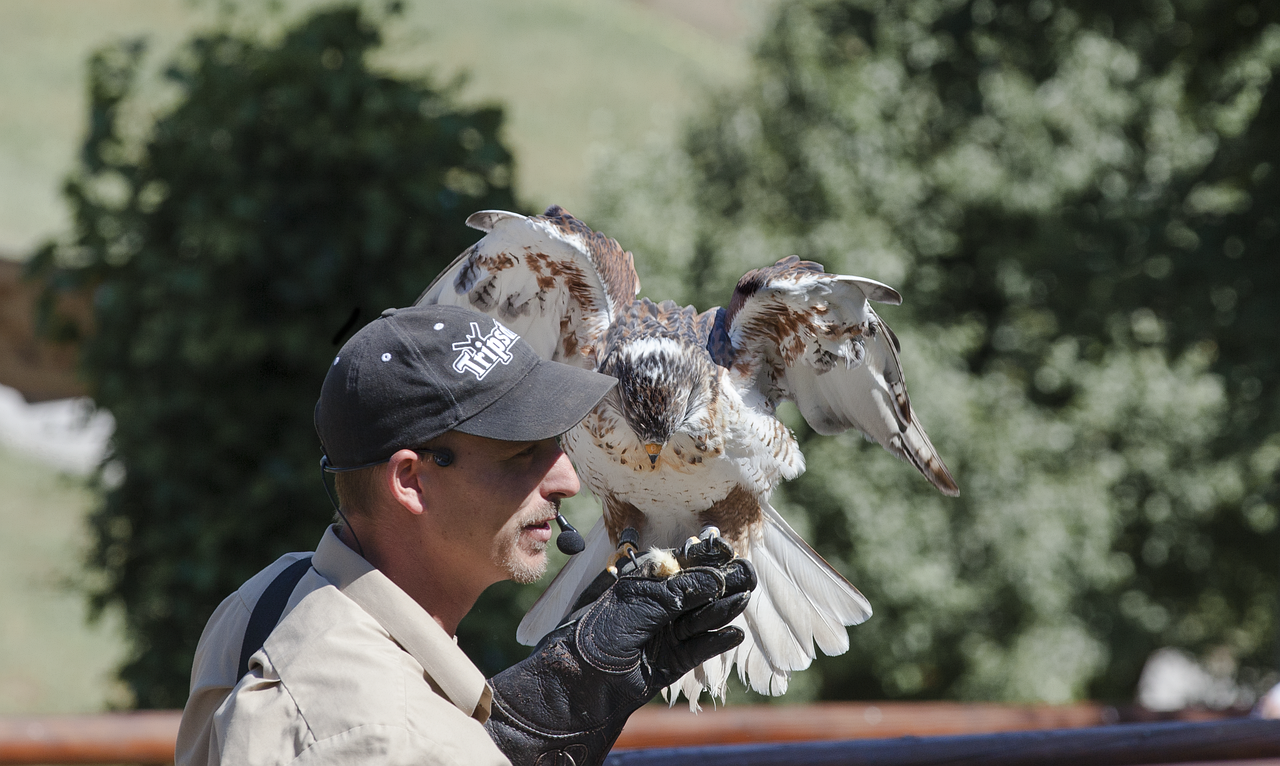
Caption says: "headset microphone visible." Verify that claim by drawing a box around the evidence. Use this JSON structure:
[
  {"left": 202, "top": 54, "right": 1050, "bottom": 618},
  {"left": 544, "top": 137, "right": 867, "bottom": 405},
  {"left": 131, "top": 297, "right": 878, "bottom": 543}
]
[{"left": 554, "top": 513, "right": 585, "bottom": 555}]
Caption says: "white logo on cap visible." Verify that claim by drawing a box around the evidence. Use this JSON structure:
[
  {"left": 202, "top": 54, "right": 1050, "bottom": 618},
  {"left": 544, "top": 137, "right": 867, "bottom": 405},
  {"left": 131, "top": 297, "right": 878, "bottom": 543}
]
[{"left": 451, "top": 320, "right": 520, "bottom": 380}]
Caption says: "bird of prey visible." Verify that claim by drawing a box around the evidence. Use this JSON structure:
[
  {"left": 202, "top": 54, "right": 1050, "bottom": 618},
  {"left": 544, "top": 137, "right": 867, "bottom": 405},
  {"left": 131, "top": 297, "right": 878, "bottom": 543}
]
[{"left": 417, "top": 206, "right": 958, "bottom": 707}]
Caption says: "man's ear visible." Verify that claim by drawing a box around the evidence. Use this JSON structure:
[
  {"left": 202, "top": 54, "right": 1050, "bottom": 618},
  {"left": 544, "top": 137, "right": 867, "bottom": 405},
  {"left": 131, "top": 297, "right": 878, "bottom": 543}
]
[{"left": 386, "top": 448, "right": 429, "bottom": 516}]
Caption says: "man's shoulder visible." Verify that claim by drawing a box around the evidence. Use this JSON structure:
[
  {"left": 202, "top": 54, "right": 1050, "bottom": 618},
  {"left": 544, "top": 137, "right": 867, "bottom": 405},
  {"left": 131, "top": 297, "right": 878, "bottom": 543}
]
[
  {"left": 190, "top": 552, "right": 318, "bottom": 690},
  {"left": 263, "top": 587, "right": 466, "bottom": 727},
  {"left": 176, "top": 550, "right": 320, "bottom": 766},
  {"left": 262, "top": 576, "right": 404, "bottom": 699},
  {"left": 227, "top": 585, "right": 506, "bottom": 764}
]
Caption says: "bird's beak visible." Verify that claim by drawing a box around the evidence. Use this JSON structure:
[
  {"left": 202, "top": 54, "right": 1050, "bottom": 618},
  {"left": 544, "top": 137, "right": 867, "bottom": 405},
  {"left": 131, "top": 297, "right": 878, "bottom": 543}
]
[{"left": 644, "top": 443, "right": 662, "bottom": 465}]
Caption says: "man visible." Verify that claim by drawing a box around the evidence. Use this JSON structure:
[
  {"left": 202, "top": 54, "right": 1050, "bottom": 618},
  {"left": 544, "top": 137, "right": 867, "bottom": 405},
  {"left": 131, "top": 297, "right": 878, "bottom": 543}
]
[{"left": 176, "top": 304, "right": 755, "bottom": 765}]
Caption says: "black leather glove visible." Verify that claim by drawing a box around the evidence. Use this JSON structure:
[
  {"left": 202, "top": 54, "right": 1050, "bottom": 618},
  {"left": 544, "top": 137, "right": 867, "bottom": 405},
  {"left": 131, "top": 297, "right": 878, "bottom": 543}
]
[{"left": 485, "top": 544, "right": 756, "bottom": 766}]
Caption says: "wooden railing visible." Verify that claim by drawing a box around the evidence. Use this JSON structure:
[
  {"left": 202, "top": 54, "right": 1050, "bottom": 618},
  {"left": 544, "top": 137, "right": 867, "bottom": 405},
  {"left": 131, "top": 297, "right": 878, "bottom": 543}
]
[
  {"left": 0, "top": 711, "right": 178, "bottom": 765},
  {"left": 0, "top": 703, "right": 1266, "bottom": 765}
]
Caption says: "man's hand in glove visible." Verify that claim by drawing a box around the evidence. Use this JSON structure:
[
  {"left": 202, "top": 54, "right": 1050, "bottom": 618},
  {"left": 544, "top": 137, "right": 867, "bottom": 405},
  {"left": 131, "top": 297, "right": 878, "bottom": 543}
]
[{"left": 485, "top": 541, "right": 756, "bottom": 766}]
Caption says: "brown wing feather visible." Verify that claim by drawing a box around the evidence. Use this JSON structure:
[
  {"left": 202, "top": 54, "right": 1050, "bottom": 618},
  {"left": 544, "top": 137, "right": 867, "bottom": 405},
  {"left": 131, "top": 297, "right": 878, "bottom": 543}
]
[
  {"left": 536, "top": 206, "right": 641, "bottom": 320},
  {"left": 416, "top": 207, "right": 641, "bottom": 368},
  {"left": 717, "top": 257, "right": 958, "bottom": 497}
]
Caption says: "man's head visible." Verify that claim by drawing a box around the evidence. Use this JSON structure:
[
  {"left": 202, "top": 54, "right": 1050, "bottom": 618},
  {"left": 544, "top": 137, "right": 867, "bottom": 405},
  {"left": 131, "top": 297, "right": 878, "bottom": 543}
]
[
  {"left": 379, "top": 432, "right": 578, "bottom": 585},
  {"left": 316, "top": 305, "right": 614, "bottom": 471},
  {"left": 315, "top": 305, "right": 615, "bottom": 604}
]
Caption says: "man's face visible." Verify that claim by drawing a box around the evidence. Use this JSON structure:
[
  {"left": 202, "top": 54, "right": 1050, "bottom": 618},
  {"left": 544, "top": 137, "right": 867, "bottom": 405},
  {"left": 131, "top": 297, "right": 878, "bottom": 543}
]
[{"left": 423, "top": 431, "right": 580, "bottom": 588}]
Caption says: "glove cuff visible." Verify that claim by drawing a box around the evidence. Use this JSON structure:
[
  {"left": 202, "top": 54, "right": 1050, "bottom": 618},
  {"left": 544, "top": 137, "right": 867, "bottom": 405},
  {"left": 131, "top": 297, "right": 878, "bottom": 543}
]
[
  {"left": 485, "top": 626, "right": 639, "bottom": 766},
  {"left": 486, "top": 687, "right": 618, "bottom": 766}
]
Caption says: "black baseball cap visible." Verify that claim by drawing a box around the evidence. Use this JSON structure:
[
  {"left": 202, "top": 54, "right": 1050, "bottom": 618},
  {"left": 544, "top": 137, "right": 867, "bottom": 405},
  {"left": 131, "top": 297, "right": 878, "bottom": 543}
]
[{"left": 315, "top": 304, "right": 616, "bottom": 471}]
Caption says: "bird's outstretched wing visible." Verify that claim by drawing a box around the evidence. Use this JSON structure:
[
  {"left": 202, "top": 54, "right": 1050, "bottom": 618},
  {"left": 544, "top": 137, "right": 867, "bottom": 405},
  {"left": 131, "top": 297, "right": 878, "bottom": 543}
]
[
  {"left": 712, "top": 256, "right": 959, "bottom": 496},
  {"left": 416, "top": 206, "right": 641, "bottom": 369}
]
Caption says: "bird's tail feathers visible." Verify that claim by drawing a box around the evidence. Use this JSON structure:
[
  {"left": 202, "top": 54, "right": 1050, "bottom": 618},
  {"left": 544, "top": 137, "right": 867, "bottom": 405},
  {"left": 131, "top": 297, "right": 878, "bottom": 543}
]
[
  {"left": 667, "top": 500, "right": 872, "bottom": 709},
  {"left": 516, "top": 517, "right": 613, "bottom": 646}
]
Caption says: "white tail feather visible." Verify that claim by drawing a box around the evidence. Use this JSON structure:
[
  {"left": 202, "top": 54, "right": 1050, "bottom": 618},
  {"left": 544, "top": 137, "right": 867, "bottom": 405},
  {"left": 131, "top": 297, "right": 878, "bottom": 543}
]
[
  {"left": 677, "top": 672, "right": 704, "bottom": 713},
  {"left": 666, "top": 498, "right": 873, "bottom": 708},
  {"left": 743, "top": 552, "right": 815, "bottom": 672}
]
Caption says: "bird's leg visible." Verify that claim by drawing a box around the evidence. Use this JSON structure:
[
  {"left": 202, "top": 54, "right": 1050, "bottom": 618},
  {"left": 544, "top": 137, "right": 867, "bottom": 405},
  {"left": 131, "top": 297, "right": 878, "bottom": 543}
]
[
  {"left": 606, "top": 527, "right": 642, "bottom": 578},
  {"left": 681, "top": 524, "right": 735, "bottom": 566}
]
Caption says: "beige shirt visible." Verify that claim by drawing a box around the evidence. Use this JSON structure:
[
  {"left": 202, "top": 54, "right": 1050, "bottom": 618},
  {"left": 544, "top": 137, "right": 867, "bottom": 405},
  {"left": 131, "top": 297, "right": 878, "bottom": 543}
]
[{"left": 176, "top": 526, "right": 510, "bottom": 766}]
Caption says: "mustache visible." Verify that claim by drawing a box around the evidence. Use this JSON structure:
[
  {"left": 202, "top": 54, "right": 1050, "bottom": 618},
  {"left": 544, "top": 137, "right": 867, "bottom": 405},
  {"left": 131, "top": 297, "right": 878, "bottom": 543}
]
[{"left": 520, "top": 498, "right": 560, "bottom": 527}]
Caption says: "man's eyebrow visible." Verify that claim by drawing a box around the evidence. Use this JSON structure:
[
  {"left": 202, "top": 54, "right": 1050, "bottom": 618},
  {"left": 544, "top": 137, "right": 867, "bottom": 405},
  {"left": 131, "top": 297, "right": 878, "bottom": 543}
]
[{"left": 507, "top": 440, "right": 538, "bottom": 453}]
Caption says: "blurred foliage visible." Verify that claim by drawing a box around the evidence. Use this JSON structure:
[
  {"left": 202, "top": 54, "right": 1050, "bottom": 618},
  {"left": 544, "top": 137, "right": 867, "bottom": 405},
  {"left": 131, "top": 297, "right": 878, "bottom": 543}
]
[
  {"left": 24, "top": 0, "right": 1280, "bottom": 710},
  {"left": 29, "top": 5, "right": 517, "bottom": 707},
  {"left": 591, "top": 0, "right": 1280, "bottom": 703}
]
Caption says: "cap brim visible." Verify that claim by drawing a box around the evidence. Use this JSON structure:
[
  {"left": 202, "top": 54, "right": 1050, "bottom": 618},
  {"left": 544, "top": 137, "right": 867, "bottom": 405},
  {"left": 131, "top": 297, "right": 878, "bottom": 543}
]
[{"left": 452, "top": 360, "right": 616, "bottom": 442}]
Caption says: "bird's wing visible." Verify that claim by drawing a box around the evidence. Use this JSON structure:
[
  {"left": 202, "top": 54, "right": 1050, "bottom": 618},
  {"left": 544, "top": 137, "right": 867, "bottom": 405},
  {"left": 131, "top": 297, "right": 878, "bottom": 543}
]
[
  {"left": 713, "top": 256, "right": 958, "bottom": 496},
  {"left": 416, "top": 206, "right": 641, "bottom": 368}
]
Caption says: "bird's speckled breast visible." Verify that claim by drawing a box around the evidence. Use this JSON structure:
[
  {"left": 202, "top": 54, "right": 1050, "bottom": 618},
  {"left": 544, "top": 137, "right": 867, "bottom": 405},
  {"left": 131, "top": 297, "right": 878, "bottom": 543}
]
[{"left": 561, "top": 365, "right": 800, "bottom": 552}]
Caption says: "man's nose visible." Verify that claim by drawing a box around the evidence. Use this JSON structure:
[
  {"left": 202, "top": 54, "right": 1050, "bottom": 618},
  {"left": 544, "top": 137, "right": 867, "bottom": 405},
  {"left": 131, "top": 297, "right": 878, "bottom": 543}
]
[{"left": 543, "top": 448, "right": 580, "bottom": 500}]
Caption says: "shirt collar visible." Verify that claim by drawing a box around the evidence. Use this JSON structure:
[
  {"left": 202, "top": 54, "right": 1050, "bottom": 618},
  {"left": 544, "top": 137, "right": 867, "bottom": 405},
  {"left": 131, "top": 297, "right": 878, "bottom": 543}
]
[{"left": 312, "top": 525, "right": 493, "bottom": 722}]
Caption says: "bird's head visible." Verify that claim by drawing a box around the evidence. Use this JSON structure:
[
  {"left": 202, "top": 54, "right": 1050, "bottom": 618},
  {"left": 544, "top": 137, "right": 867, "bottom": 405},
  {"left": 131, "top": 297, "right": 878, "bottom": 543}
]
[{"left": 603, "top": 337, "right": 709, "bottom": 465}]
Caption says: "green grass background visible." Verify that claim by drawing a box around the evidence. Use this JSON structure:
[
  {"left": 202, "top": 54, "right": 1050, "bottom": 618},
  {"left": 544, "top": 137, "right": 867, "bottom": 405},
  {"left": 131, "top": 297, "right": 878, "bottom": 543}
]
[
  {"left": 0, "top": 0, "right": 763, "bottom": 713},
  {"left": 0, "top": 0, "right": 760, "bottom": 258},
  {"left": 0, "top": 444, "right": 128, "bottom": 713}
]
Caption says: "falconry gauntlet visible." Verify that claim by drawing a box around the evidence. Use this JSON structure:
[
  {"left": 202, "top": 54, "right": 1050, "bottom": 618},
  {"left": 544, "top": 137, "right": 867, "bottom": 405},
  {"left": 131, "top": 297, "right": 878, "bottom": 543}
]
[{"left": 485, "top": 543, "right": 756, "bottom": 766}]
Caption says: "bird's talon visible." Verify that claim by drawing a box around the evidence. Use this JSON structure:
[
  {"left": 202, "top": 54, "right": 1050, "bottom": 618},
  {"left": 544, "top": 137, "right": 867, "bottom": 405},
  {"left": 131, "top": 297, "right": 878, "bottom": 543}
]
[{"left": 678, "top": 525, "right": 736, "bottom": 567}]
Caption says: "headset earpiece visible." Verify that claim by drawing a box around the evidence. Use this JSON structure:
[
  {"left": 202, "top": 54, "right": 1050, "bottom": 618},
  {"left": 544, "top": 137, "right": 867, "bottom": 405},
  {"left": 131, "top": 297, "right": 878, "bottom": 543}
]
[{"left": 422, "top": 448, "right": 453, "bottom": 467}]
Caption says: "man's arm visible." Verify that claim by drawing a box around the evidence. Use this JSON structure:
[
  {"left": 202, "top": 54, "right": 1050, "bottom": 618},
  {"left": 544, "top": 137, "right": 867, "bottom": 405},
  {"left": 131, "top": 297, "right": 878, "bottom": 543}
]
[{"left": 484, "top": 546, "right": 756, "bottom": 766}]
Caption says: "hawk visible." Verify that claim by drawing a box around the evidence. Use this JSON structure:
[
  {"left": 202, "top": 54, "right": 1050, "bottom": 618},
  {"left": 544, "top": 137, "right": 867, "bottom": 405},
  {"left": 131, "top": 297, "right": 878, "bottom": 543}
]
[{"left": 417, "top": 206, "right": 958, "bottom": 706}]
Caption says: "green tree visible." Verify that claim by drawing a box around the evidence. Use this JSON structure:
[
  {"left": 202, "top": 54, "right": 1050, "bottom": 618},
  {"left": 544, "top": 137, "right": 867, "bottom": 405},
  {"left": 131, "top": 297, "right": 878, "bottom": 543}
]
[
  {"left": 30, "top": 6, "right": 518, "bottom": 707},
  {"left": 591, "top": 0, "right": 1278, "bottom": 702}
]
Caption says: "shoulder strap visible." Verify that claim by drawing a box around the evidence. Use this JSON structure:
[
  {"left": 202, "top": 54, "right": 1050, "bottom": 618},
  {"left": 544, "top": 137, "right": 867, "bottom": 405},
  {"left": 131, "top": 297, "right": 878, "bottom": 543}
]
[{"left": 237, "top": 555, "right": 313, "bottom": 679}]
